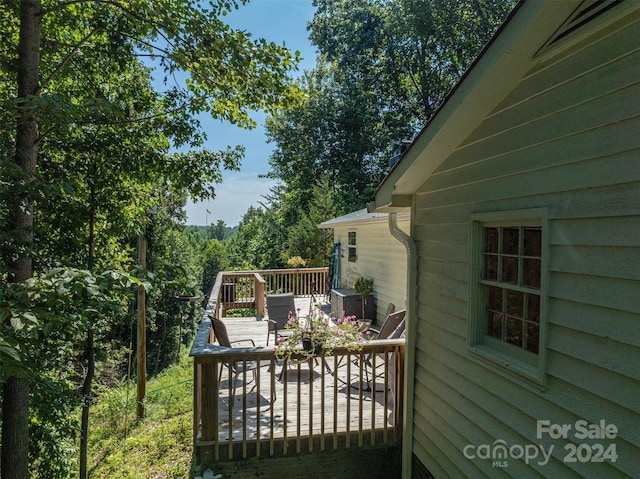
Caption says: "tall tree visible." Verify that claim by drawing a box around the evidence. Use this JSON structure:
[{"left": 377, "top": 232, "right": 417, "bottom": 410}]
[
  {"left": 0, "top": 1, "right": 301, "bottom": 477},
  {"left": 225, "top": 204, "right": 288, "bottom": 270},
  {"left": 266, "top": 62, "right": 395, "bottom": 215},
  {"left": 286, "top": 175, "right": 339, "bottom": 267},
  {"left": 266, "top": 0, "right": 515, "bottom": 220},
  {"left": 310, "top": 0, "right": 515, "bottom": 123},
  {"left": 200, "top": 237, "right": 228, "bottom": 298},
  {"left": 2, "top": 2, "right": 41, "bottom": 478}
]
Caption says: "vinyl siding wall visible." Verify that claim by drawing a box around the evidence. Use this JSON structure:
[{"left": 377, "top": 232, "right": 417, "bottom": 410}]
[
  {"left": 332, "top": 219, "right": 410, "bottom": 324},
  {"left": 411, "top": 14, "right": 640, "bottom": 479}
]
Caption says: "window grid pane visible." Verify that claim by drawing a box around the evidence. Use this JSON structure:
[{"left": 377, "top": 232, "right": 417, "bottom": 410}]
[
  {"left": 348, "top": 231, "right": 357, "bottom": 262},
  {"left": 348, "top": 231, "right": 356, "bottom": 246},
  {"left": 482, "top": 224, "right": 542, "bottom": 355}
]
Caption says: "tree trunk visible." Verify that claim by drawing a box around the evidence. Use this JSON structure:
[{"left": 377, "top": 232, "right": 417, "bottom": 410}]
[
  {"left": 79, "top": 330, "right": 94, "bottom": 479},
  {"left": 1, "top": 2, "right": 41, "bottom": 479},
  {"left": 1, "top": 378, "right": 30, "bottom": 479},
  {"left": 79, "top": 184, "right": 97, "bottom": 479}
]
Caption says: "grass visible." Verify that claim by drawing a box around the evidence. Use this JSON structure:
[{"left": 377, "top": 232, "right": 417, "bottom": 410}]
[
  {"left": 225, "top": 307, "right": 256, "bottom": 317},
  {"left": 88, "top": 354, "right": 199, "bottom": 479}
]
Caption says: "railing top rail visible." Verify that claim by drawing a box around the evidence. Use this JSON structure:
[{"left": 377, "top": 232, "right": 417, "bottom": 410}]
[
  {"left": 257, "top": 267, "right": 328, "bottom": 274},
  {"left": 191, "top": 323, "right": 405, "bottom": 358},
  {"left": 190, "top": 315, "right": 216, "bottom": 357},
  {"left": 221, "top": 267, "right": 328, "bottom": 275},
  {"left": 218, "top": 271, "right": 265, "bottom": 280}
]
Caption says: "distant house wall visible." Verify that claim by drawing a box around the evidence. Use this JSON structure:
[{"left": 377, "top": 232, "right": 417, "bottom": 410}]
[
  {"left": 331, "top": 217, "right": 410, "bottom": 324},
  {"left": 411, "top": 13, "right": 639, "bottom": 479}
]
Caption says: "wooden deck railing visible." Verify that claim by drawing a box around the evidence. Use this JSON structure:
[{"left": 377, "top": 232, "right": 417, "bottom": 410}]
[
  {"left": 211, "top": 271, "right": 266, "bottom": 318},
  {"left": 191, "top": 268, "right": 403, "bottom": 464},
  {"left": 211, "top": 268, "right": 328, "bottom": 318},
  {"left": 191, "top": 316, "right": 405, "bottom": 462},
  {"left": 258, "top": 267, "right": 329, "bottom": 297}
]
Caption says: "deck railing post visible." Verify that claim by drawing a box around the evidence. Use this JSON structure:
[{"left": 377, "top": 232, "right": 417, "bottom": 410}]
[
  {"left": 255, "top": 274, "right": 265, "bottom": 317},
  {"left": 200, "top": 360, "right": 218, "bottom": 441}
]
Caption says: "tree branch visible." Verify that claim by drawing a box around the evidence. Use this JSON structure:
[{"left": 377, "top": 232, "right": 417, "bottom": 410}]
[{"left": 40, "top": 25, "right": 102, "bottom": 90}]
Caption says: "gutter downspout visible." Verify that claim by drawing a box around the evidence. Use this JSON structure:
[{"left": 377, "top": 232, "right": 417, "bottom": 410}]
[{"left": 388, "top": 211, "right": 418, "bottom": 477}]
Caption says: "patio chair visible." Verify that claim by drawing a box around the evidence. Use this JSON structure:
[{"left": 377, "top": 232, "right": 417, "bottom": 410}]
[
  {"left": 367, "top": 309, "right": 405, "bottom": 340},
  {"left": 358, "top": 309, "right": 406, "bottom": 392},
  {"left": 387, "top": 323, "right": 405, "bottom": 425},
  {"left": 266, "top": 292, "right": 296, "bottom": 345},
  {"left": 210, "top": 316, "right": 264, "bottom": 404}
]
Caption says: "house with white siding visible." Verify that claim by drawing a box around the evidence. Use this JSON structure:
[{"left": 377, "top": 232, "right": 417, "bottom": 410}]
[
  {"left": 319, "top": 209, "right": 410, "bottom": 325},
  {"left": 368, "top": 1, "right": 640, "bottom": 477}
]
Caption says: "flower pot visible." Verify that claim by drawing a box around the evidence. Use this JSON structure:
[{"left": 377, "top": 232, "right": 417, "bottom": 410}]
[{"left": 302, "top": 337, "right": 323, "bottom": 356}]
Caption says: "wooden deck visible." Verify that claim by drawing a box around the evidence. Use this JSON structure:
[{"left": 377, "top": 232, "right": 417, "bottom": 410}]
[{"left": 214, "top": 297, "right": 396, "bottom": 447}]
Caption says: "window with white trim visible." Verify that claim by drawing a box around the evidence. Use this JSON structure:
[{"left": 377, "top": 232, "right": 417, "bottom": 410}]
[
  {"left": 469, "top": 210, "right": 548, "bottom": 383},
  {"left": 347, "top": 231, "right": 357, "bottom": 262}
]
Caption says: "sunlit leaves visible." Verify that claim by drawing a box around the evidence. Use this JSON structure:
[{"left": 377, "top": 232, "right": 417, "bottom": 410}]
[
  {"left": 266, "top": 0, "right": 515, "bottom": 222},
  {"left": 0, "top": 267, "right": 142, "bottom": 380}
]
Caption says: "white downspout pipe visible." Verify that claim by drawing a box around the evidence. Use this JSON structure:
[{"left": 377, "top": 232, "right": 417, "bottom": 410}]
[{"left": 388, "top": 211, "right": 418, "bottom": 477}]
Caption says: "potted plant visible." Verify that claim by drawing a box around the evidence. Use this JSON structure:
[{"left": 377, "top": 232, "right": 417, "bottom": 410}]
[
  {"left": 274, "top": 304, "right": 371, "bottom": 363},
  {"left": 353, "top": 276, "right": 374, "bottom": 320}
]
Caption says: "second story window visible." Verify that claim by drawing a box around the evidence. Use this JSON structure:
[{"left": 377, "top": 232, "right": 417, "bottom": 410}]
[{"left": 348, "top": 231, "right": 357, "bottom": 262}]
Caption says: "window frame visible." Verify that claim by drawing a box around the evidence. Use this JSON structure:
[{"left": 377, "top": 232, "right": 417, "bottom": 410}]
[
  {"left": 347, "top": 230, "right": 357, "bottom": 263},
  {"left": 468, "top": 209, "right": 549, "bottom": 386}
]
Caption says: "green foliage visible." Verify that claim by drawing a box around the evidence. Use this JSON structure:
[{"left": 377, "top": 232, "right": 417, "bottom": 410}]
[
  {"left": 28, "top": 375, "right": 80, "bottom": 479},
  {"left": 223, "top": 174, "right": 340, "bottom": 272},
  {"left": 200, "top": 238, "right": 228, "bottom": 299},
  {"left": 353, "top": 276, "right": 374, "bottom": 320},
  {"left": 353, "top": 276, "right": 374, "bottom": 298},
  {"left": 225, "top": 204, "right": 288, "bottom": 270},
  {"left": 0, "top": 268, "right": 143, "bottom": 379},
  {"left": 187, "top": 221, "right": 233, "bottom": 242},
  {"left": 285, "top": 174, "right": 339, "bottom": 267},
  {"left": 266, "top": 61, "right": 388, "bottom": 214},
  {"left": 0, "top": 267, "right": 144, "bottom": 477},
  {"left": 310, "top": 0, "right": 515, "bottom": 123},
  {"left": 1, "top": 0, "right": 303, "bottom": 474},
  {"left": 145, "top": 209, "right": 204, "bottom": 375},
  {"left": 266, "top": 0, "right": 515, "bottom": 220},
  {"left": 225, "top": 308, "right": 256, "bottom": 318},
  {"left": 286, "top": 256, "right": 307, "bottom": 268}
]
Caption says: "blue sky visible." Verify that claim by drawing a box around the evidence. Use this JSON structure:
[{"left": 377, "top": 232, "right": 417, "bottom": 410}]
[{"left": 184, "top": 0, "right": 317, "bottom": 226}]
